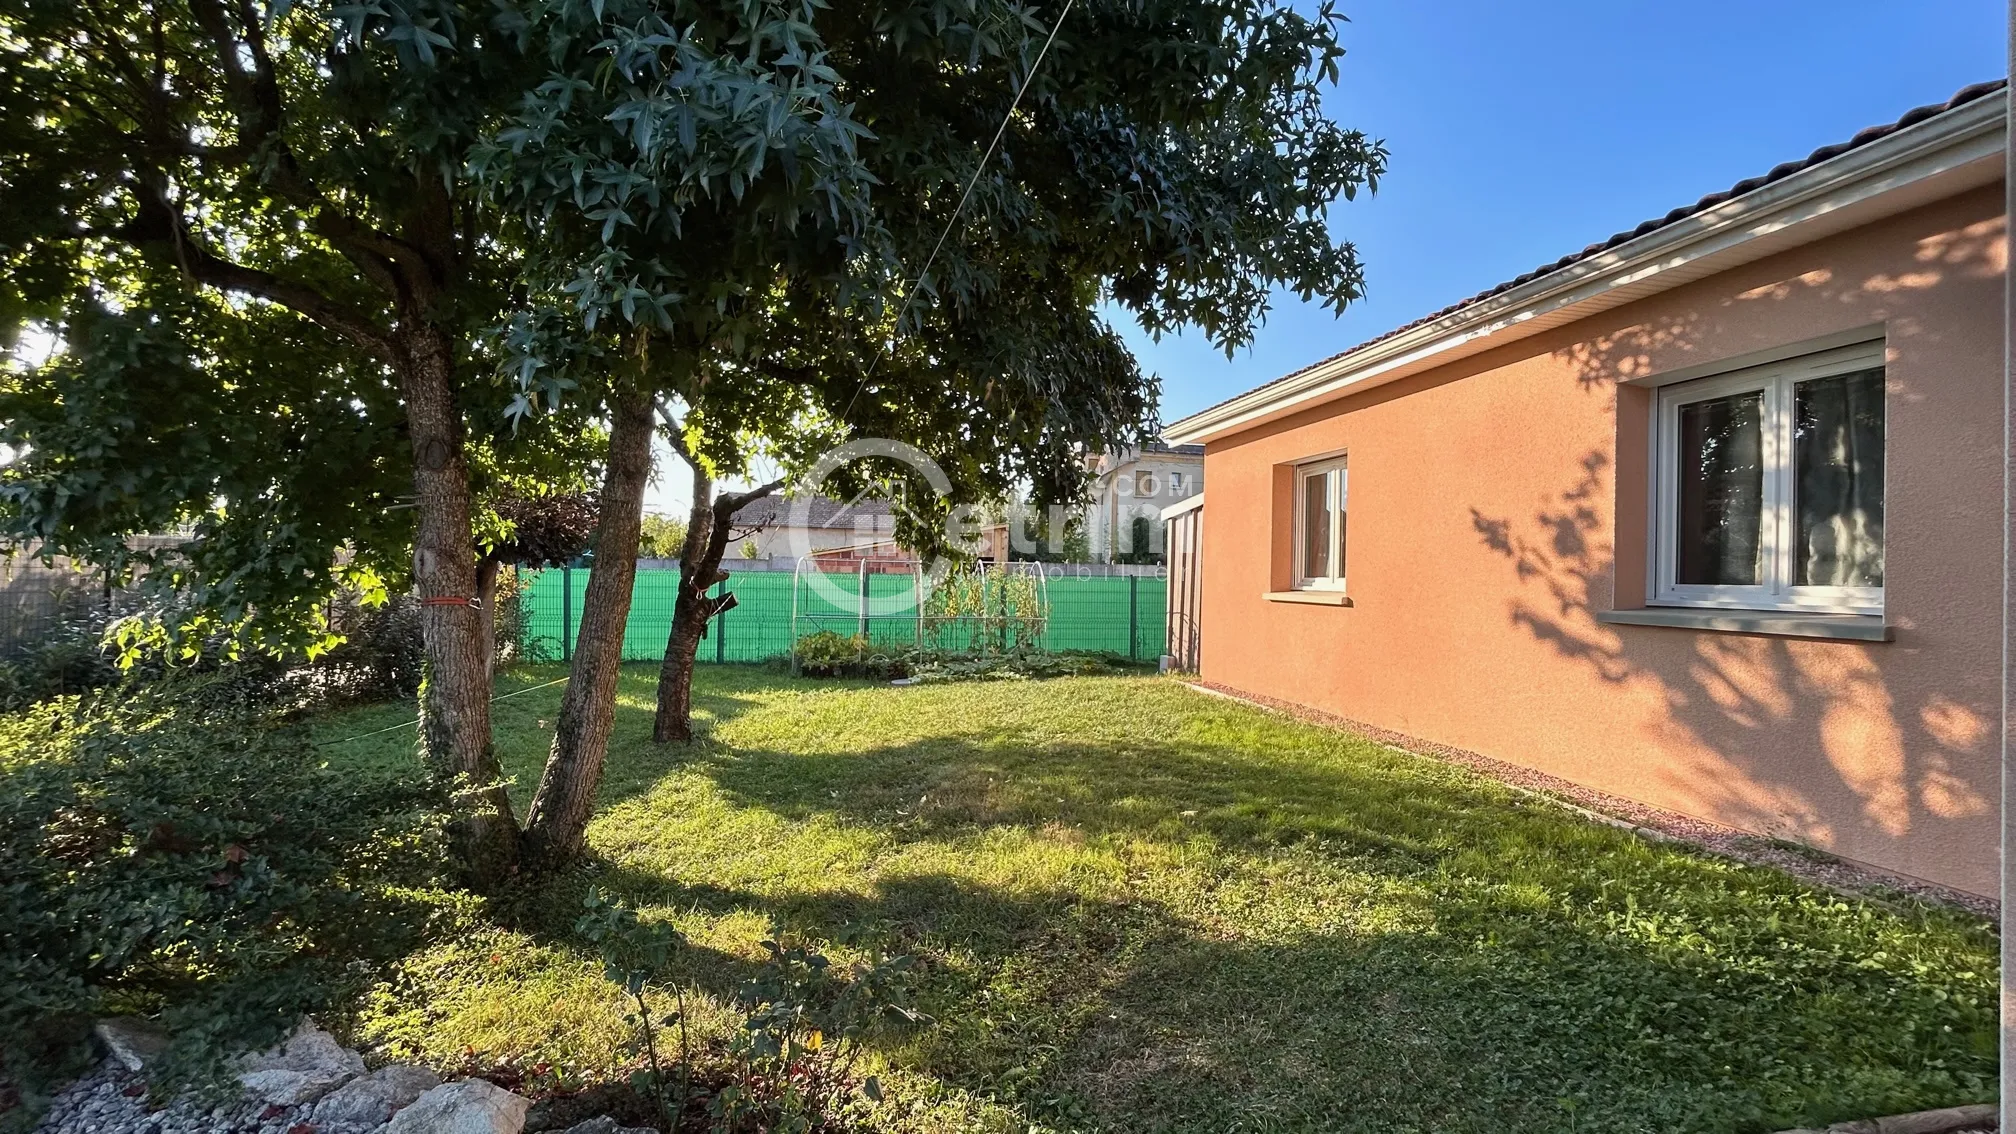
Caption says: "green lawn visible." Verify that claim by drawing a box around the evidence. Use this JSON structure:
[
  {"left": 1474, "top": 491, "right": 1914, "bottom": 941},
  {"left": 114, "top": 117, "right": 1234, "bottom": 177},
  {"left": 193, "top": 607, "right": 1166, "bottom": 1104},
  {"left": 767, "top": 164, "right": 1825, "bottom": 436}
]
[{"left": 316, "top": 667, "right": 1999, "bottom": 1134}]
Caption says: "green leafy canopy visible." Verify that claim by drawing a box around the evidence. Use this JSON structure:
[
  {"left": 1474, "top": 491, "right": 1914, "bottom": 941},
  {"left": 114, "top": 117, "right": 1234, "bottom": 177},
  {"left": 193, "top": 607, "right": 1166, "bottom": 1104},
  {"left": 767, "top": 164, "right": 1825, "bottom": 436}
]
[{"left": 0, "top": 0, "right": 1385, "bottom": 637}]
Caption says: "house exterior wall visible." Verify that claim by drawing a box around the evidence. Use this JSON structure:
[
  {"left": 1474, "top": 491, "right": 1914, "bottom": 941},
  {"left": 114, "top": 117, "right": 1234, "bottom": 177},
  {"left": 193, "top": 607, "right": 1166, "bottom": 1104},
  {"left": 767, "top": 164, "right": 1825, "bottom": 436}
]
[
  {"left": 731, "top": 523, "right": 866, "bottom": 561},
  {"left": 1198, "top": 185, "right": 2007, "bottom": 895},
  {"left": 1088, "top": 452, "right": 1204, "bottom": 561}
]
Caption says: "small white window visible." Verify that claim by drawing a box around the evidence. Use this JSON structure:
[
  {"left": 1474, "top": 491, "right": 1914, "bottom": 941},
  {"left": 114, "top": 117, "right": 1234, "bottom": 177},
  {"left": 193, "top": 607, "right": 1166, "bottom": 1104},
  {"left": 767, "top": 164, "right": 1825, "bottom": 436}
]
[
  {"left": 1653, "top": 342, "right": 1884, "bottom": 615},
  {"left": 1168, "top": 471, "right": 1190, "bottom": 497},
  {"left": 1296, "top": 456, "right": 1347, "bottom": 591}
]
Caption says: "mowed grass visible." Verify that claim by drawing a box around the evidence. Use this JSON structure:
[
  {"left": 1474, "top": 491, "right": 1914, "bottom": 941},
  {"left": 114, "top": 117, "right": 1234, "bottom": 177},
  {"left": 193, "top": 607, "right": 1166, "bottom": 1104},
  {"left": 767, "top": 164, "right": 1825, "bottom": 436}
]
[{"left": 314, "top": 666, "right": 1999, "bottom": 1134}]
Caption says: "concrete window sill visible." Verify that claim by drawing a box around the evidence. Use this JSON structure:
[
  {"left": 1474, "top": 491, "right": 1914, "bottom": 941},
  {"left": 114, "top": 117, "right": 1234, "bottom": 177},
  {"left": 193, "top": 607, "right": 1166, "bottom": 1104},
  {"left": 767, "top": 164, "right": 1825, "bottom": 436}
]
[
  {"left": 1596, "top": 607, "right": 1891, "bottom": 642},
  {"left": 1263, "top": 591, "right": 1353, "bottom": 607}
]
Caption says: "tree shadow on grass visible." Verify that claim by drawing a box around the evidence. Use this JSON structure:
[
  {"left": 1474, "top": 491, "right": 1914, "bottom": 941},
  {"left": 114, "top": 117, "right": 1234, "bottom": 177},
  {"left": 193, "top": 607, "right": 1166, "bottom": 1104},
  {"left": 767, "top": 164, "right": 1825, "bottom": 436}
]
[
  {"left": 476, "top": 663, "right": 787, "bottom": 816},
  {"left": 507, "top": 852, "right": 1994, "bottom": 1134},
  {"left": 510, "top": 717, "right": 1997, "bottom": 1134}
]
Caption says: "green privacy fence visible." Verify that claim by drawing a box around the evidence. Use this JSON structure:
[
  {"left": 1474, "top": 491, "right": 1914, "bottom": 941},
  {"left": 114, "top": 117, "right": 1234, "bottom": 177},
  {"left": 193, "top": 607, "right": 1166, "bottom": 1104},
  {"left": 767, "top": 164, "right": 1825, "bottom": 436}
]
[{"left": 518, "top": 567, "right": 1166, "bottom": 664}]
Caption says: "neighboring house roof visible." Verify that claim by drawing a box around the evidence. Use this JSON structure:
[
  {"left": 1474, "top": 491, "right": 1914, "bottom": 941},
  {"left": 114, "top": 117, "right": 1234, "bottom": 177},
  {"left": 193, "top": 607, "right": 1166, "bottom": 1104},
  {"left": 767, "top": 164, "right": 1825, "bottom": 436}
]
[
  {"left": 1165, "top": 78, "right": 2008, "bottom": 445},
  {"left": 1137, "top": 441, "right": 1205, "bottom": 457},
  {"left": 734, "top": 493, "right": 894, "bottom": 529}
]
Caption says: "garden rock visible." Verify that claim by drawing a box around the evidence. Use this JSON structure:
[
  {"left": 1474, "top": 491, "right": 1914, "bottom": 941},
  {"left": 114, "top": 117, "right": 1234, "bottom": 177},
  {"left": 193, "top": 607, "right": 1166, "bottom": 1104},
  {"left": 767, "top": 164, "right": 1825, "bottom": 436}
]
[
  {"left": 311, "top": 1063, "right": 442, "bottom": 1126},
  {"left": 560, "top": 1117, "right": 660, "bottom": 1134},
  {"left": 92, "top": 1017, "right": 167, "bottom": 1072},
  {"left": 385, "top": 1078, "right": 532, "bottom": 1134},
  {"left": 1772, "top": 1103, "right": 2001, "bottom": 1134},
  {"left": 237, "top": 1021, "right": 367, "bottom": 1105}
]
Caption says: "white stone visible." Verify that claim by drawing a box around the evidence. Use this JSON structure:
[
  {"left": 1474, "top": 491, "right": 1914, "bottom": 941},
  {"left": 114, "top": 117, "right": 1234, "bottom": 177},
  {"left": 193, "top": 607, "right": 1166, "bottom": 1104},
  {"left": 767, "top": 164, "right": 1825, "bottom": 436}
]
[
  {"left": 236, "top": 1022, "right": 367, "bottom": 1105},
  {"left": 384, "top": 1079, "right": 530, "bottom": 1134},
  {"left": 310, "top": 1063, "right": 442, "bottom": 1126},
  {"left": 94, "top": 1017, "right": 169, "bottom": 1072},
  {"left": 561, "top": 1117, "right": 660, "bottom": 1134}
]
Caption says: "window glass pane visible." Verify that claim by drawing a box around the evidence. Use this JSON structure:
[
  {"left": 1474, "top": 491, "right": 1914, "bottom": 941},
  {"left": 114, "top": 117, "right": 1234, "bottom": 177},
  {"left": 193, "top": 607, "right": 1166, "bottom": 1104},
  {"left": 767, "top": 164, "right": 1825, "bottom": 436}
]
[
  {"left": 1676, "top": 391, "right": 1764, "bottom": 586},
  {"left": 1335, "top": 469, "right": 1347, "bottom": 580},
  {"left": 1794, "top": 367, "right": 1884, "bottom": 587},
  {"left": 1301, "top": 471, "right": 1330, "bottom": 580}
]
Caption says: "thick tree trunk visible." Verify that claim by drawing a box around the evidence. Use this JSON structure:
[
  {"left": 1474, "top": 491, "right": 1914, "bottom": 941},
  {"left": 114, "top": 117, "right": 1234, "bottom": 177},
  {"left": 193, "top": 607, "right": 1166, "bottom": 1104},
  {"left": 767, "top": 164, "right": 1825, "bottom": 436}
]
[
  {"left": 653, "top": 467, "right": 781, "bottom": 743},
  {"left": 395, "top": 323, "right": 519, "bottom": 885},
  {"left": 476, "top": 557, "right": 500, "bottom": 681},
  {"left": 520, "top": 385, "right": 656, "bottom": 870}
]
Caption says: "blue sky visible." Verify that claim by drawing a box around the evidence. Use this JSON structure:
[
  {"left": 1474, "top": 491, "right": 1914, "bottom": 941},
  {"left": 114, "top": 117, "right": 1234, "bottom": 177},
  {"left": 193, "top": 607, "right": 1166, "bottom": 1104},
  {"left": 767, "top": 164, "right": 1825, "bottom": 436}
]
[{"left": 1128, "top": 0, "right": 2009, "bottom": 425}]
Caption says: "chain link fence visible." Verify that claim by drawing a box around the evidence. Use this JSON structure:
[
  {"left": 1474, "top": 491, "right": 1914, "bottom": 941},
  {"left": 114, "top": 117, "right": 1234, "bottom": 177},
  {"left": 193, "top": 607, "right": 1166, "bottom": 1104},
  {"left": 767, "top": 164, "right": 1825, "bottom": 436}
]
[{"left": 0, "top": 551, "right": 108, "bottom": 659}]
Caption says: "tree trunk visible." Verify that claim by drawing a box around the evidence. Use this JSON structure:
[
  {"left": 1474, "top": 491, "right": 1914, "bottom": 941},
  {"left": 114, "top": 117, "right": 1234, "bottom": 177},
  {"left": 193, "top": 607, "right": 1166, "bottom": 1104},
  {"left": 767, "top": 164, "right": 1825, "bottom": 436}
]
[
  {"left": 520, "top": 385, "right": 656, "bottom": 870},
  {"left": 395, "top": 325, "right": 519, "bottom": 885},
  {"left": 476, "top": 557, "right": 501, "bottom": 681},
  {"left": 654, "top": 463, "right": 718, "bottom": 743},
  {"left": 653, "top": 468, "right": 782, "bottom": 743}
]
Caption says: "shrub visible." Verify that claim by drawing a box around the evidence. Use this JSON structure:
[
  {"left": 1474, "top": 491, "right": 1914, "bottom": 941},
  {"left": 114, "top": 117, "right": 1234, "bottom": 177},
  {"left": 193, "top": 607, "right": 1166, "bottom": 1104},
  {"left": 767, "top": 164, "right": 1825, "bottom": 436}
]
[
  {"left": 905, "top": 649, "right": 1124, "bottom": 683},
  {"left": 0, "top": 609, "right": 125, "bottom": 712},
  {"left": 0, "top": 585, "right": 437, "bottom": 716},
  {"left": 785, "top": 633, "right": 1135, "bottom": 685},
  {"left": 308, "top": 591, "right": 427, "bottom": 705},
  {"left": 788, "top": 632, "right": 907, "bottom": 680},
  {"left": 0, "top": 680, "right": 450, "bottom": 1103}
]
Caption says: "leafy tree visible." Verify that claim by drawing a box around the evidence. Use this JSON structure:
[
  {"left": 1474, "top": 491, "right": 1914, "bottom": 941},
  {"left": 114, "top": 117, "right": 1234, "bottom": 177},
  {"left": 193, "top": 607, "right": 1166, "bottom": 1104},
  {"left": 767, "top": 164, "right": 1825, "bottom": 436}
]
[
  {"left": 0, "top": 279, "right": 413, "bottom": 653},
  {"left": 3, "top": 0, "right": 1386, "bottom": 873},
  {"left": 471, "top": 0, "right": 1389, "bottom": 750},
  {"left": 0, "top": 0, "right": 557, "bottom": 881},
  {"left": 1114, "top": 515, "right": 1164, "bottom": 566},
  {"left": 638, "top": 514, "right": 690, "bottom": 560}
]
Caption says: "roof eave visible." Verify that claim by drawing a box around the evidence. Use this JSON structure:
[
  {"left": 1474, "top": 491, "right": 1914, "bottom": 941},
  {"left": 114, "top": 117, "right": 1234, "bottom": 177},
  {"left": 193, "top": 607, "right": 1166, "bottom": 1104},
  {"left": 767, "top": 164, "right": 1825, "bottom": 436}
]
[{"left": 1164, "top": 93, "right": 2006, "bottom": 447}]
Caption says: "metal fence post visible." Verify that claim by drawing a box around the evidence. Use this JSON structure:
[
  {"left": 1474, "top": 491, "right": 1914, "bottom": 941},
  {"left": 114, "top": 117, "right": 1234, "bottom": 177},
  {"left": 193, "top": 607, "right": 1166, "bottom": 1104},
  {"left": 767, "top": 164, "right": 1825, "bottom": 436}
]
[
  {"left": 715, "top": 579, "right": 727, "bottom": 664},
  {"left": 1128, "top": 574, "right": 1139, "bottom": 661},
  {"left": 858, "top": 562, "right": 870, "bottom": 640},
  {"left": 560, "top": 566, "right": 573, "bottom": 662}
]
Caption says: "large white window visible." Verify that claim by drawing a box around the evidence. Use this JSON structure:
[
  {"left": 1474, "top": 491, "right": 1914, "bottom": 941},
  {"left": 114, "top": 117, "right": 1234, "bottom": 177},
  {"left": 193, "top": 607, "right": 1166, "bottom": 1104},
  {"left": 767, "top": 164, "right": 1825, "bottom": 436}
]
[
  {"left": 1652, "top": 342, "right": 1885, "bottom": 615},
  {"left": 1296, "top": 456, "right": 1348, "bottom": 591}
]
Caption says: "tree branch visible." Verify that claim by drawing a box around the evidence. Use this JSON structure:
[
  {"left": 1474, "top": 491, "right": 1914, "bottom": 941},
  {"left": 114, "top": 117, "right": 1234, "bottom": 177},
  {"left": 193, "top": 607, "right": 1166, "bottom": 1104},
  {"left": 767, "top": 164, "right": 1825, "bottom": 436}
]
[
  {"left": 118, "top": 184, "right": 392, "bottom": 357},
  {"left": 715, "top": 479, "right": 786, "bottom": 519},
  {"left": 183, "top": 0, "right": 430, "bottom": 297}
]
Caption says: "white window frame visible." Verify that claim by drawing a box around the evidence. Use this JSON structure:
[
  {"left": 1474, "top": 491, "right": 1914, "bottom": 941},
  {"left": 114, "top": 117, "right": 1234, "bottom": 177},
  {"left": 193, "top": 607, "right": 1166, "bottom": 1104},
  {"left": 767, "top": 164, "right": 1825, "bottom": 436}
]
[
  {"left": 1651, "top": 341, "right": 1885, "bottom": 616},
  {"left": 1295, "top": 456, "right": 1348, "bottom": 592}
]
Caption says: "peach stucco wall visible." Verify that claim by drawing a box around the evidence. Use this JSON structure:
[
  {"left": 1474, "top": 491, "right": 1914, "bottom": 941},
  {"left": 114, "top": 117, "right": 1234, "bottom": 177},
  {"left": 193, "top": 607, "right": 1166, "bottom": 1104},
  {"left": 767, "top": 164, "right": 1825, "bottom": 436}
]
[{"left": 1200, "top": 185, "right": 2008, "bottom": 896}]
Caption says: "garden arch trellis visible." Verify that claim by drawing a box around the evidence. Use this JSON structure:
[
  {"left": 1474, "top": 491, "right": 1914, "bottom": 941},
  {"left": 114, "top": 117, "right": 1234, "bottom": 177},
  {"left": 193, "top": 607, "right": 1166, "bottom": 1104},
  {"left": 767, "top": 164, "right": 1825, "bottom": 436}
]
[{"left": 788, "top": 555, "right": 1051, "bottom": 666}]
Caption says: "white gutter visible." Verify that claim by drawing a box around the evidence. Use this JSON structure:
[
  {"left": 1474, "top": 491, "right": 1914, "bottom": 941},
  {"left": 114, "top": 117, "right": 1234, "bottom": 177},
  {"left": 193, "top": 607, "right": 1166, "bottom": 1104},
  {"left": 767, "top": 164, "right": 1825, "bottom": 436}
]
[{"left": 1166, "top": 93, "right": 2006, "bottom": 446}]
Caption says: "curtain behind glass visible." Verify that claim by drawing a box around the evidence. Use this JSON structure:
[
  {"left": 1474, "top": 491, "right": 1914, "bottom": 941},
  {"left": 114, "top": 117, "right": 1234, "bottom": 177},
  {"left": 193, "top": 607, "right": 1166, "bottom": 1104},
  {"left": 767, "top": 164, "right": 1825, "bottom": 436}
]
[
  {"left": 1302, "top": 471, "right": 1330, "bottom": 580},
  {"left": 1794, "top": 367, "right": 1884, "bottom": 587},
  {"left": 1676, "top": 391, "right": 1764, "bottom": 586},
  {"left": 1335, "top": 469, "right": 1348, "bottom": 582}
]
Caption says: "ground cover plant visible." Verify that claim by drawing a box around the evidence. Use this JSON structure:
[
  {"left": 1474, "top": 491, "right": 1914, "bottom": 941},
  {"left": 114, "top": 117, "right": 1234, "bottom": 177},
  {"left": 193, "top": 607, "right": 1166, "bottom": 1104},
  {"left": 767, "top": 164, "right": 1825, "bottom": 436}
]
[
  {"left": 315, "top": 667, "right": 2000, "bottom": 1134},
  {"left": 0, "top": 676, "right": 451, "bottom": 1117}
]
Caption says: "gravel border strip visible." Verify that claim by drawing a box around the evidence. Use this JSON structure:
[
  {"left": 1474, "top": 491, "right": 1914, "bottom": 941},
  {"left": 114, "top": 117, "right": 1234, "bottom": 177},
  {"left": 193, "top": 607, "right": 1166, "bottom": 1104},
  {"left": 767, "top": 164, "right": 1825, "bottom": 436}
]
[{"left": 1181, "top": 681, "right": 1998, "bottom": 920}]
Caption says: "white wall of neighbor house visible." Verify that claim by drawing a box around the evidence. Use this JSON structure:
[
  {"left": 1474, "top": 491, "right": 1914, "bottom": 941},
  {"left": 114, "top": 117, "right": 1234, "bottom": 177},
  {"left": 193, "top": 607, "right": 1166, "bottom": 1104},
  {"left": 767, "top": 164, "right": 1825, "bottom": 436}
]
[
  {"left": 1087, "top": 451, "right": 1204, "bottom": 560},
  {"left": 728, "top": 520, "right": 894, "bottom": 561}
]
